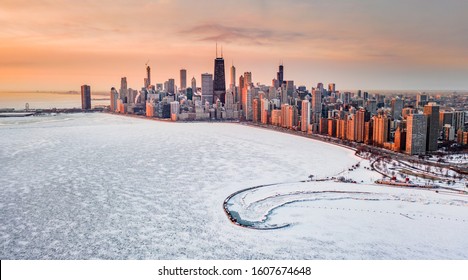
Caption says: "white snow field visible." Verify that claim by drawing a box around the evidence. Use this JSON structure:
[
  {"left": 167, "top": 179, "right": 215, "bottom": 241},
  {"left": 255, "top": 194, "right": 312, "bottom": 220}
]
[{"left": 0, "top": 113, "right": 467, "bottom": 259}]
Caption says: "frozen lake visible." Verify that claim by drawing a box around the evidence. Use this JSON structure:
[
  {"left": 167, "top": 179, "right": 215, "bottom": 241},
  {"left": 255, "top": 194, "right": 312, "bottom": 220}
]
[
  {"left": 0, "top": 113, "right": 467, "bottom": 259},
  {"left": 0, "top": 92, "right": 109, "bottom": 110}
]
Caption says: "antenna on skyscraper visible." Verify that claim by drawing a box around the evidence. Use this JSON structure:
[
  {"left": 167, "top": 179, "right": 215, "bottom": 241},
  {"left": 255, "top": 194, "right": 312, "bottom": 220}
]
[
  {"left": 221, "top": 45, "right": 223, "bottom": 58},
  {"left": 216, "top": 42, "right": 218, "bottom": 58}
]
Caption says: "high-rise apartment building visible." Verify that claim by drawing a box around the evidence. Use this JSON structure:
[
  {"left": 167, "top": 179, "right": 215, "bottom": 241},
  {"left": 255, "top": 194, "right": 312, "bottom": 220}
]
[
  {"left": 402, "top": 107, "right": 415, "bottom": 119},
  {"left": 372, "top": 114, "right": 390, "bottom": 146},
  {"left": 366, "top": 99, "right": 377, "bottom": 115},
  {"left": 110, "top": 87, "right": 118, "bottom": 112},
  {"left": 439, "top": 111, "right": 453, "bottom": 130},
  {"left": 453, "top": 111, "right": 465, "bottom": 132},
  {"left": 252, "top": 98, "right": 261, "bottom": 123},
  {"left": 311, "top": 89, "right": 322, "bottom": 131},
  {"left": 394, "top": 125, "right": 406, "bottom": 152},
  {"left": 391, "top": 98, "right": 403, "bottom": 120},
  {"left": 406, "top": 114, "right": 427, "bottom": 155},
  {"left": 328, "top": 118, "right": 337, "bottom": 137},
  {"left": 355, "top": 109, "right": 366, "bottom": 142},
  {"left": 346, "top": 114, "right": 356, "bottom": 141},
  {"left": 301, "top": 100, "right": 310, "bottom": 132},
  {"left": 81, "top": 85, "right": 91, "bottom": 110},
  {"left": 423, "top": 102, "right": 439, "bottom": 152}
]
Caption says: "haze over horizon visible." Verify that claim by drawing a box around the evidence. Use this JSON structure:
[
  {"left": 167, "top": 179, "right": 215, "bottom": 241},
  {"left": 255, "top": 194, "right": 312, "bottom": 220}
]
[{"left": 1, "top": 0, "right": 467, "bottom": 92}]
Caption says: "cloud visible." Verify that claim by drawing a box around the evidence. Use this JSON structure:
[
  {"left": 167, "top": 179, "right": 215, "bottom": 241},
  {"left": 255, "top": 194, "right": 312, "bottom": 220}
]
[{"left": 181, "top": 23, "right": 304, "bottom": 45}]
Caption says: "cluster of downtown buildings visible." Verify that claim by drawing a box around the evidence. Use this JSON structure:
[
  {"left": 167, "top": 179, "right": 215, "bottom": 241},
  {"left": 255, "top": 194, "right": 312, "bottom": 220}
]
[{"left": 77, "top": 50, "right": 468, "bottom": 156}]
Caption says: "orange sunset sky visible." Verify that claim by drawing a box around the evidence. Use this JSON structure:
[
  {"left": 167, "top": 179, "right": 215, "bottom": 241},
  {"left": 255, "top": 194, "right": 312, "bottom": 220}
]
[{"left": 1, "top": 0, "right": 467, "bottom": 92}]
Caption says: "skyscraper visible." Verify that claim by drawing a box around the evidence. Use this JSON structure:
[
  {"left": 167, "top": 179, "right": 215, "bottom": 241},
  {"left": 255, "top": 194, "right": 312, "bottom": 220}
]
[
  {"left": 186, "top": 87, "right": 193, "bottom": 101},
  {"left": 180, "top": 69, "right": 187, "bottom": 90},
  {"left": 416, "top": 93, "right": 428, "bottom": 108},
  {"left": 391, "top": 98, "right": 404, "bottom": 120},
  {"left": 424, "top": 102, "right": 439, "bottom": 152},
  {"left": 167, "top": 79, "right": 175, "bottom": 94},
  {"left": 225, "top": 89, "right": 234, "bottom": 111},
  {"left": 110, "top": 87, "right": 118, "bottom": 112},
  {"left": 406, "top": 114, "right": 427, "bottom": 155},
  {"left": 286, "top": 80, "right": 294, "bottom": 99},
  {"left": 213, "top": 48, "right": 226, "bottom": 103},
  {"left": 146, "top": 65, "right": 151, "bottom": 88},
  {"left": 366, "top": 99, "right": 377, "bottom": 115},
  {"left": 238, "top": 75, "right": 244, "bottom": 108},
  {"left": 439, "top": 111, "right": 453, "bottom": 130},
  {"left": 346, "top": 114, "right": 356, "bottom": 141},
  {"left": 201, "top": 73, "right": 213, "bottom": 104},
  {"left": 301, "top": 99, "right": 310, "bottom": 132},
  {"left": 363, "top": 91, "right": 369, "bottom": 100},
  {"left": 239, "top": 75, "right": 244, "bottom": 91},
  {"left": 328, "top": 83, "right": 336, "bottom": 94},
  {"left": 229, "top": 64, "right": 236, "bottom": 103},
  {"left": 243, "top": 72, "right": 252, "bottom": 86},
  {"left": 119, "top": 77, "right": 128, "bottom": 101},
  {"left": 317, "top": 83, "right": 324, "bottom": 91},
  {"left": 191, "top": 77, "right": 197, "bottom": 93},
  {"left": 230, "top": 64, "right": 236, "bottom": 89},
  {"left": 241, "top": 72, "right": 252, "bottom": 112},
  {"left": 453, "top": 111, "right": 465, "bottom": 132},
  {"left": 394, "top": 125, "right": 406, "bottom": 152},
  {"left": 243, "top": 85, "right": 256, "bottom": 120},
  {"left": 277, "top": 64, "right": 283, "bottom": 87},
  {"left": 372, "top": 114, "right": 390, "bottom": 146},
  {"left": 342, "top": 92, "right": 351, "bottom": 105},
  {"left": 81, "top": 85, "right": 91, "bottom": 110},
  {"left": 355, "top": 109, "right": 366, "bottom": 142},
  {"left": 311, "top": 89, "right": 322, "bottom": 130}
]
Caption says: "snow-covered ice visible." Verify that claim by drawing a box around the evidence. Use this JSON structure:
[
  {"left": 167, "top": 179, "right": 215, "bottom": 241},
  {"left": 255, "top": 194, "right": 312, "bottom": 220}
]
[{"left": 0, "top": 113, "right": 467, "bottom": 259}]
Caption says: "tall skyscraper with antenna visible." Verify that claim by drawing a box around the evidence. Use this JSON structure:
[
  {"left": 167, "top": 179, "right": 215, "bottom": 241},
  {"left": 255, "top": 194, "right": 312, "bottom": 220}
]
[
  {"left": 145, "top": 65, "right": 151, "bottom": 88},
  {"left": 277, "top": 63, "right": 284, "bottom": 87},
  {"left": 213, "top": 44, "right": 226, "bottom": 104}
]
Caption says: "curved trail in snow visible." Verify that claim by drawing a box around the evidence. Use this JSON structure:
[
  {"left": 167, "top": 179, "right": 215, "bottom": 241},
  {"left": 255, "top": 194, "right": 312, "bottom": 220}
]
[{"left": 223, "top": 180, "right": 468, "bottom": 230}]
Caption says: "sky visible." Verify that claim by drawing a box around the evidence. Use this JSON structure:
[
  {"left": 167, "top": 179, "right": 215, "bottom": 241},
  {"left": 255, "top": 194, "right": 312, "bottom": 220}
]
[{"left": 0, "top": 0, "right": 467, "bottom": 92}]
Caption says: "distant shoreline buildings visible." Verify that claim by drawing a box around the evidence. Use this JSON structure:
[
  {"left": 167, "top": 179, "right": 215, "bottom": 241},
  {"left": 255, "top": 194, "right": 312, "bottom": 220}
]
[{"left": 103, "top": 48, "right": 468, "bottom": 155}]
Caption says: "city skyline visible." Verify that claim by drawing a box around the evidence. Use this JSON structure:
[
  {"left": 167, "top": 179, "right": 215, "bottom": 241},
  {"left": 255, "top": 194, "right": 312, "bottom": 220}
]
[{"left": 1, "top": 0, "right": 468, "bottom": 92}]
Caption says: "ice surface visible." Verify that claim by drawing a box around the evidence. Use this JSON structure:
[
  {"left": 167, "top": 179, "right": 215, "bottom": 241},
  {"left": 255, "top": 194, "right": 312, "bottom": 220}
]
[{"left": 0, "top": 113, "right": 467, "bottom": 259}]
